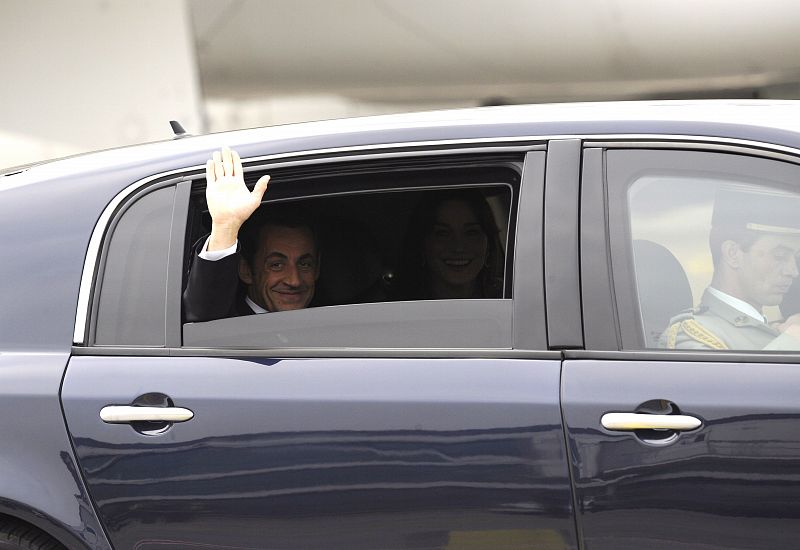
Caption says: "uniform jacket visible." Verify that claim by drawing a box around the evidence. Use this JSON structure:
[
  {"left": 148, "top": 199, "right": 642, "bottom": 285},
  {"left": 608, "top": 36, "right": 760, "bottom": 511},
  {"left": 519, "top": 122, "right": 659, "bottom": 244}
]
[{"left": 660, "top": 289, "right": 800, "bottom": 351}]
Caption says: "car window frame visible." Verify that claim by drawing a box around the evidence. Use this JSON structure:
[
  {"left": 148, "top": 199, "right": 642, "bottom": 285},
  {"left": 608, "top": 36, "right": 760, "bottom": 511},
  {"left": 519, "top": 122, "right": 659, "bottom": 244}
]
[
  {"left": 85, "top": 177, "right": 192, "bottom": 348},
  {"left": 592, "top": 143, "right": 800, "bottom": 356},
  {"left": 181, "top": 152, "right": 532, "bottom": 350},
  {"left": 78, "top": 143, "right": 550, "bottom": 355}
]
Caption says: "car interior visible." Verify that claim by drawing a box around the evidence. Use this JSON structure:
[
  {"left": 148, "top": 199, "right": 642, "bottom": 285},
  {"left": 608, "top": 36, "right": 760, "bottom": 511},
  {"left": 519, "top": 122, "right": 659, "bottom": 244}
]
[{"left": 183, "top": 163, "right": 517, "bottom": 317}]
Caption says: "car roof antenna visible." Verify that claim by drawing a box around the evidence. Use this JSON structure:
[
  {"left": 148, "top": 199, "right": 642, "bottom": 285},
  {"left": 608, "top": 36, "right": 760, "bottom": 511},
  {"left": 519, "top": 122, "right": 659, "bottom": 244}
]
[{"left": 169, "top": 120, "right": 191, "bottom": 139}]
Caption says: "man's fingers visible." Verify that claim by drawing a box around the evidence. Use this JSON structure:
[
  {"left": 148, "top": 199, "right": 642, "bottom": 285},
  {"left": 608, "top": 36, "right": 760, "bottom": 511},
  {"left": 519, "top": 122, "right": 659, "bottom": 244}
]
[
  {"left": 232, "top": 150, "right": 243, "bottom": 178},
  {"left": 222, "top": 147, "right": 234, "bottom": 177},
  {"left": 212, "top": 150, "right": 222, "bottom": 177},
  {"left": 207, "top": 147, "right": 245, "bottom": 184},
  {"left": 252, "top": 175, "right": 271, "bottom": 201},
  {"left": 205, "top": 159, "right": 216, "bottom": 183}
]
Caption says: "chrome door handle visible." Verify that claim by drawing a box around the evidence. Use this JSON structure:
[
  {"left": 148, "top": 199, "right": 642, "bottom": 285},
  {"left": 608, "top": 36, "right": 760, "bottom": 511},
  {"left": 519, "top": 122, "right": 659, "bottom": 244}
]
[
  {"left": 100, "top": 405, "right": 194, "bottom": 424},
  {"left": 601, "top": 412, "right": 701, "bottom": 431}
]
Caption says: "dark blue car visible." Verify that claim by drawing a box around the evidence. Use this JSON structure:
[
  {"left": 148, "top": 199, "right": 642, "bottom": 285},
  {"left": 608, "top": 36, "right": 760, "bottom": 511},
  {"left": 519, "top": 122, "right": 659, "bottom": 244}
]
[{"left": 2, "top": 101, "right": 800, "bottom": 550}]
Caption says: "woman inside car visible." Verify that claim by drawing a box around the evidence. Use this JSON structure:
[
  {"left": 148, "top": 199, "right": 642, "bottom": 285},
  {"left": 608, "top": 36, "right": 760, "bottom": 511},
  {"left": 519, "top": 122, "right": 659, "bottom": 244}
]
[{"left": 396, "top": 188, "right": 505, "bottom": 300}]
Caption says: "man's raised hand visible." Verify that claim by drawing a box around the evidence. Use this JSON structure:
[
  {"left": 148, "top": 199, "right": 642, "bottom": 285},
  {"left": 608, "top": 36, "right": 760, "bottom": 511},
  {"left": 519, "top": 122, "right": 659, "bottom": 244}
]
[{"left": 205, "top": 147, "right": 270, "bottom": 251}]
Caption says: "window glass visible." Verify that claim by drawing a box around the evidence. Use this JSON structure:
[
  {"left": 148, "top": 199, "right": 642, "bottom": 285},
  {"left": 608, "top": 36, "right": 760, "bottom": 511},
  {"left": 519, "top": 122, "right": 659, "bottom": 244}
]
[
  {"left": 182, "top": 160, "right": 520, "bottom": 349},
  {"left": 95, "top": 186, "right": 175, "bottom": 346},
  {"left": 625, "top": 163, "right": 800, "bottom": 351}
]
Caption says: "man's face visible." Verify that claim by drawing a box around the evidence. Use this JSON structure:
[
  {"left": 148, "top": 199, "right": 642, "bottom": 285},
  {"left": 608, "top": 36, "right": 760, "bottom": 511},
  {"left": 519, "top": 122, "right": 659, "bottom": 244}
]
[
  {"left": 736, "top": 234, "right": 800, "bottom": 308},
  {"left": 239, "top": 225, "right": 319, "bottom": 312}
]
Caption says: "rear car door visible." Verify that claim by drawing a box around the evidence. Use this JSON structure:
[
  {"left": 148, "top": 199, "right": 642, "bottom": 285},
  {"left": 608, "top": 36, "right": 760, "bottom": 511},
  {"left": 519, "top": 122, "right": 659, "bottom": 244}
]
[
  {"left": 62, "top": 146, "right": 579, "bottom": 549},
  {"left": 564, "top": 144, "right": 800, "bottom": 549}
]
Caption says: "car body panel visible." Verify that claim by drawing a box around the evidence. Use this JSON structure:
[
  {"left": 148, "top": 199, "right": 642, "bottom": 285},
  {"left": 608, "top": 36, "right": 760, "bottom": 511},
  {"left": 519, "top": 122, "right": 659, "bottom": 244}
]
[
  {"left": 0, "top": 353, "right": 109, "bottom": 549},
  {"left": 562, "top": 359, "right": 800, "bottom": 550},
  {"left": 572, "top": 133, "right": 800, "bottom": 549},
  {"left": 62, "top": 356, "right": 577, "bottom": 549}
]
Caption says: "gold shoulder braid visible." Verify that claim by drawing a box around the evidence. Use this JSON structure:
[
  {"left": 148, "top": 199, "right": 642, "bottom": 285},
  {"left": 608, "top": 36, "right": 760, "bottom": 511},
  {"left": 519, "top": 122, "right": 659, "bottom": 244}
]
[
  {"left": 665, "top": 322, "right": 681, "bottom": 349},
  {"left": 680, "top": 319, "right": 728, "bottom": 350}
]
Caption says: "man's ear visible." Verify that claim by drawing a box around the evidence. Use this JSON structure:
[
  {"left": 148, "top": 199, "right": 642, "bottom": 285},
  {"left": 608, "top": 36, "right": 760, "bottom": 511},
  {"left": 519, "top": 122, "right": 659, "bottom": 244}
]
[
  {"left": 239, "top": 258, "right": 254, "bottom": 284},
  {"left": 721, "top": 240, "right": 743, "bottom": 268}
]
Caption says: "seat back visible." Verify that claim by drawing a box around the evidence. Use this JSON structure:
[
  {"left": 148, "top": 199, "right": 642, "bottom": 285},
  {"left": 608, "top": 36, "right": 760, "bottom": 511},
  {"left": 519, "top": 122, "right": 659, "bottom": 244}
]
[{"left": 632, "top": 239, "right": 693, "bottom": 347}]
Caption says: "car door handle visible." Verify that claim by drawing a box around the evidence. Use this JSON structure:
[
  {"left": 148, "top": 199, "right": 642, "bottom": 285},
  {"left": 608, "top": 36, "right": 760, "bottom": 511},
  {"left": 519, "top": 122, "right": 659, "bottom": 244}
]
[
  {"left": 601, "top": 412, "right": 701, "bottom": 431},
  {"left": 100, "top": 405, "right": 194, "bottom": 424}
]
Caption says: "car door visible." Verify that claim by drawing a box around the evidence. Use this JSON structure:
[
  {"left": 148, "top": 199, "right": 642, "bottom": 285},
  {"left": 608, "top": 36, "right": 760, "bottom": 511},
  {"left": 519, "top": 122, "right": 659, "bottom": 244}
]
[
  {"left": 564, "top": 144, "right": 800, "bottom": 550},
  {"left": 62, "top": 147, "right": 580, "bottom": 550}
]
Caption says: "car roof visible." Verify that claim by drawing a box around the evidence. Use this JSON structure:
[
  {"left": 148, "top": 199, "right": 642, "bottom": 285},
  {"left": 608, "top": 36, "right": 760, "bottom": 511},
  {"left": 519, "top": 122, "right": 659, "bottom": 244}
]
[
  {"left": 4, "top": 99, "right": 800, "bottom": 190},
  {"left": 255, "top": 99, "right": 800, "bottom": 134}
]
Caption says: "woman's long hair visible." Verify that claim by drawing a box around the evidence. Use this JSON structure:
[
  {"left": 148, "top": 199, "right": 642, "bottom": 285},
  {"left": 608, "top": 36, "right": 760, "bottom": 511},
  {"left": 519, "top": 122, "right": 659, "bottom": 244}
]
[{"left": 396, "top": 188, "right": 505, "bottom": 300}]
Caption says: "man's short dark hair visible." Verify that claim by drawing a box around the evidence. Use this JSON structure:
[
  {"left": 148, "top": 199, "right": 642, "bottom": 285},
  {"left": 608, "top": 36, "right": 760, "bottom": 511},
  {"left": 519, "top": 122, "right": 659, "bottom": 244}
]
[
  {"left": 239, "top": 205, "right": 319, "bottom": 268},
  {"left": 708, "top": 225, "right": 760, "bottom": 267}
]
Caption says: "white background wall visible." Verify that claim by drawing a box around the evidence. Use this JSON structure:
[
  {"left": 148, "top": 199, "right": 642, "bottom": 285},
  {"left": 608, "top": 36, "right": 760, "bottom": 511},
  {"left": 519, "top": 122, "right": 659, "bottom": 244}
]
[
  {"left": 0, "top": 1, "right": 202, "bottom": 169},
  {"left": 3, "top": 0, "right": 800, "bottom": 169}
]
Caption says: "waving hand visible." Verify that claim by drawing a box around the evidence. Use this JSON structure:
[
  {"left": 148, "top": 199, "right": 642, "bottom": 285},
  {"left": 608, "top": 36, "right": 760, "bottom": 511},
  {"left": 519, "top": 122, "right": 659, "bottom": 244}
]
[{"left": 205, "top": 147, "right": 270, "bottom": 251}]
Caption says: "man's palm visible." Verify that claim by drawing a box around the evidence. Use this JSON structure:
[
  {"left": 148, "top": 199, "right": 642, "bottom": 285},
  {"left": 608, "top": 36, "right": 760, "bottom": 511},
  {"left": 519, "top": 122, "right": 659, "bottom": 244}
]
[
  {"left": 205, "top": 147, "right": 270, "bottom": 251},
  {"left": 207, "top": 172, "right": 263, "bottom": 226}
]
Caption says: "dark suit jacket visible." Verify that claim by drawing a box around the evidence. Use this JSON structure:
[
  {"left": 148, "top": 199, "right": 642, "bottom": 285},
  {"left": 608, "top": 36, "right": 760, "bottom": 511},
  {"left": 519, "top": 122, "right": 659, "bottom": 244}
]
[{"left": 182, "top": 242, "right": 255, "bottom": 322}]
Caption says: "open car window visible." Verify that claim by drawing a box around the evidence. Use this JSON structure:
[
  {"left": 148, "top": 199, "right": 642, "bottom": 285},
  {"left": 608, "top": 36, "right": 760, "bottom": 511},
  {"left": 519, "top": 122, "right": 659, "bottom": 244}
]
[{"left": 181, "top": 156, "right": 521, "bottom": 349}]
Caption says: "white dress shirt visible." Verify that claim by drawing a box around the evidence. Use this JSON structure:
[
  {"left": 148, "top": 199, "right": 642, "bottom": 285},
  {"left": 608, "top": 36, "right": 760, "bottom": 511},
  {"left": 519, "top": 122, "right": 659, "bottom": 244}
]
[{"left": 707, "top": 286, "right": 766, "bottom": 323}]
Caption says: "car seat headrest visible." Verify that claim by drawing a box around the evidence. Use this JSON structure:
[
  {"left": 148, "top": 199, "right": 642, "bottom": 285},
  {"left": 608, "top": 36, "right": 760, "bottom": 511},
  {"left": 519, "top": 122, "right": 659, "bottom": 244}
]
[{"left": 632, "top": 239, "right": 693, "bottom": 347}]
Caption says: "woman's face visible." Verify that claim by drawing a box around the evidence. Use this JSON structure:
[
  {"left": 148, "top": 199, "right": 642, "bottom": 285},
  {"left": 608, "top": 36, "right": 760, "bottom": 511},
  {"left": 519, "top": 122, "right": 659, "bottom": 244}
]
[{"left": 423, "top": 199, "right": 489, "bottom": 292}]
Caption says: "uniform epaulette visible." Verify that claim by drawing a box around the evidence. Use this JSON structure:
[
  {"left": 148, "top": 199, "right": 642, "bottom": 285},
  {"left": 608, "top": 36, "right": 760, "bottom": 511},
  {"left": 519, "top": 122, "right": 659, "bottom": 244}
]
[{"left": 665, "top": 319, "right": 728, "bottom": 350}]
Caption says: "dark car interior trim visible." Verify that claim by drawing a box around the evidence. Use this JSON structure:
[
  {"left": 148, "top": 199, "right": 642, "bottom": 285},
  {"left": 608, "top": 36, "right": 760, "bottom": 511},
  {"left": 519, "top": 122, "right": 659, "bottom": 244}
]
[
  {"left": 225, "top": 156, "right": 523, "bottom": 210},
  {"left": 511, "top": 151, "right": 548, "bottom": 350},
  {"left": 604, "top": 153, "right": 643, "bottom": 350},
  {"left": 543, "top": 139, "right": 584, "bottom": 349},
  {"left": 579, "top": 148, "right": 620, "bottom": 351},
  {"left": 165, "top": 180, "right": 192, "bottom": 348}
]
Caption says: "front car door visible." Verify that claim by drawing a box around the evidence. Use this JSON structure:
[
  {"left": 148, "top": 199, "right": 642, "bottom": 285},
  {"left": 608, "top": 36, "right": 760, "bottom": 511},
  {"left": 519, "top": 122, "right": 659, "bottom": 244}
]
[
  {"left": 564, "top": 144, "right": 800, "bottom": 549},
  {"left": 62, "top": 145, "right": 579, "bottom": 549}
]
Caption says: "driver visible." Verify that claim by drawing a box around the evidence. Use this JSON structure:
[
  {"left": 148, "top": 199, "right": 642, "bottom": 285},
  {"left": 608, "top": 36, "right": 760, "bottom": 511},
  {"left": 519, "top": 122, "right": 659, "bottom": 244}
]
[{"left": 661, "top": 187, "right": 800, "bottom": 350}]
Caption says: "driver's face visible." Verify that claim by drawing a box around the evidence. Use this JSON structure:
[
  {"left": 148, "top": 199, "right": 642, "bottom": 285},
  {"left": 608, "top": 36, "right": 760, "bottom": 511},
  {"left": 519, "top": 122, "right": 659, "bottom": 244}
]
[
  {"left": 738, "top": 234, "right": 800, "bottom": 308},
  {"left": 239, "top": 225, "right": 319, "bottom": 312}
]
